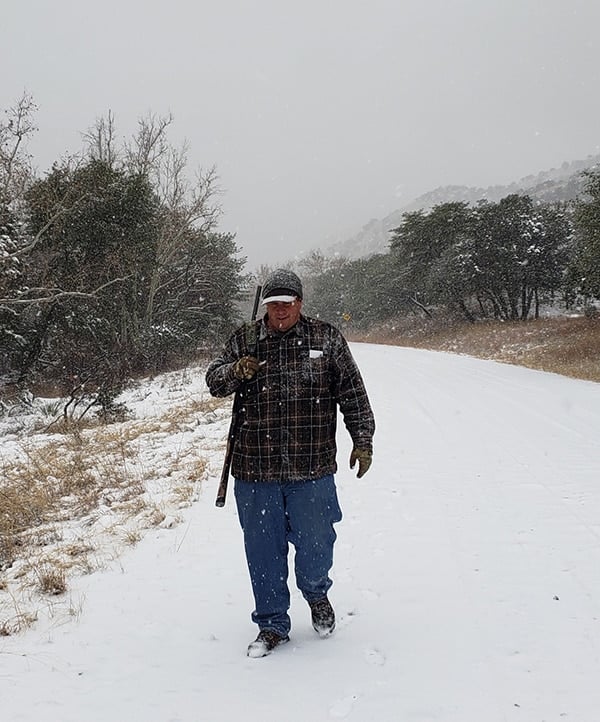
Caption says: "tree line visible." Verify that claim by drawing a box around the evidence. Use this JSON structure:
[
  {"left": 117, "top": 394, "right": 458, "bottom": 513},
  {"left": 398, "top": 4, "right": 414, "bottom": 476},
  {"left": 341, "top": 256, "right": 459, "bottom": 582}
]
[
  {"left": 304, "top": 173, "right": 600, "bottom": 330},
  {"left": 2, "top": 92, "right": 600, "bottom": 415},
  {"left": 1, "top": 95, "right": 245, "bottom": 417}
]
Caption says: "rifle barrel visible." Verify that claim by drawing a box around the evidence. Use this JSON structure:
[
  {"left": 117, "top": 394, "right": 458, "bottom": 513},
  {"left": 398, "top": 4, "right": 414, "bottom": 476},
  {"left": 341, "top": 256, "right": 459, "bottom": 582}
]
[{"left": 215, "top": 284, "right": 262, "bottom": 508}]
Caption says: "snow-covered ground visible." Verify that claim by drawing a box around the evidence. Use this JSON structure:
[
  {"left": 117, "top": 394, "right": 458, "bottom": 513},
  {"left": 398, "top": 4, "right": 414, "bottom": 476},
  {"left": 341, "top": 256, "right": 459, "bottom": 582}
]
[{"left": 3, "top": 344, "right": 600, "bottom": 722}]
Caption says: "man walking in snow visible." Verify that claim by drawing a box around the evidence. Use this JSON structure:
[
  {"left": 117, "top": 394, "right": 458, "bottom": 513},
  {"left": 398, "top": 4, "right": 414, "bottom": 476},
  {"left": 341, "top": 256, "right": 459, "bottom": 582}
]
[{"left": 205, "top": 268, "right": 375, "bottom": 657}]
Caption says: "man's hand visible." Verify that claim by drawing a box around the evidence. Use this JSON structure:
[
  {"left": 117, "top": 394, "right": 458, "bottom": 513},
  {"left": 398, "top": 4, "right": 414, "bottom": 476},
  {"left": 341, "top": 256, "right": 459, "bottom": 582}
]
[
  {"left": 233, "top": 356, "right": 260, "bottom": 381},
  {"left": 349, "top": 448, "right": 372, "bottom": 478}
]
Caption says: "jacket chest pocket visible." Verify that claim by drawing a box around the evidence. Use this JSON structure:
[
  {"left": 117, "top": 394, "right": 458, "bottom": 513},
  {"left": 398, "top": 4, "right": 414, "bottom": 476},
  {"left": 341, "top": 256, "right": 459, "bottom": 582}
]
[{"left": 296, "top": 349, "right": 328, "bottom": 391}]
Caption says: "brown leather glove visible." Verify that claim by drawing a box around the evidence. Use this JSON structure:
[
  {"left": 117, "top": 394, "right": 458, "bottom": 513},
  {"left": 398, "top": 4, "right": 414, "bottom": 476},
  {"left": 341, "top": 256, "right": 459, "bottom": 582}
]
[
  {"left": 349, "top": 448, "right": 372, "bottom": 478},
  {"left": 233, "top": 356, "right": 260, "bottom": 381}
]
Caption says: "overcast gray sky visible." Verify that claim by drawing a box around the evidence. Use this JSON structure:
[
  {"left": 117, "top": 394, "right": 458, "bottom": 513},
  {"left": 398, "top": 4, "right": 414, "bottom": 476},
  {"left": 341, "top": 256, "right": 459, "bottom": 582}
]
[{"left": 3, "top": 0, "right": 600, "bottom": 269}]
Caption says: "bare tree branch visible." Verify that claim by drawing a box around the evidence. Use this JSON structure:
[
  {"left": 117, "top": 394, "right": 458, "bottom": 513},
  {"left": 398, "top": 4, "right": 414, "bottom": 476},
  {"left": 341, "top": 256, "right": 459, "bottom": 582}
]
[
  {"left": 82, "top": 110, "right": 119, "bottom": 166},
  {"left": 0, "top": 275, "right": 132, "bottom": 306},
  {"left": 125, "top": 112, "right": 173, "bottom": 176},
  {"left": 0, "top": 191, "right": 94, "bottom": 262},
  {"left": 0, "top": 91, "right": 37, "bottom": 204}
]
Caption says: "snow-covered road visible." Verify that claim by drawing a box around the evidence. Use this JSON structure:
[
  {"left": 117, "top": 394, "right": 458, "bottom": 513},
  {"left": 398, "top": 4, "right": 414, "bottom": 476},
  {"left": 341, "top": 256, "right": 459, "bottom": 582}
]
[{"left": 3, "top": 344, "right": 600, "bottom": 721}]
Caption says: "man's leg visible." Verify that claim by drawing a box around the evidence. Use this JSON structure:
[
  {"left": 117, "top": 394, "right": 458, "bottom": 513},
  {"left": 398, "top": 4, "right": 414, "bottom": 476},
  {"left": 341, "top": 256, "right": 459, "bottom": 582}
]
[
  {"left": 234, "top": 479, "right": 291, "bottom": 638},
  {"left": 284, "top": 475, "right": 343, "bottom": 603}
]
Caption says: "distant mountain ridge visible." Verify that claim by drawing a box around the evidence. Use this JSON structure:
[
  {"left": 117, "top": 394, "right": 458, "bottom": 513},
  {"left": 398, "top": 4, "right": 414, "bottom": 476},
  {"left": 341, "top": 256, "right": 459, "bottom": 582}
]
[{"left": 325, "top": 154, "right": 600, "bottom": 260}]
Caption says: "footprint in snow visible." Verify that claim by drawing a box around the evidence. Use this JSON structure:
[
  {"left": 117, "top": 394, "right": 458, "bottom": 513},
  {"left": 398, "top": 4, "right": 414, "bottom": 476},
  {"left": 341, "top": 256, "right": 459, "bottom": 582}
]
[
  {"left": 364, "top": 647, "right": 386, "bottom": 666},
  {"left": 337, "top": 609, "right": 357, "bottom": 628}
]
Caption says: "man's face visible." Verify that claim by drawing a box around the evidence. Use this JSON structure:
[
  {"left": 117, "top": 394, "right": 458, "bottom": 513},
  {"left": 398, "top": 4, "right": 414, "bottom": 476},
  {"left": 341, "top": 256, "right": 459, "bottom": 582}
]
[{"left": 265, "top": 299, "right": 302, "bottom": 332}]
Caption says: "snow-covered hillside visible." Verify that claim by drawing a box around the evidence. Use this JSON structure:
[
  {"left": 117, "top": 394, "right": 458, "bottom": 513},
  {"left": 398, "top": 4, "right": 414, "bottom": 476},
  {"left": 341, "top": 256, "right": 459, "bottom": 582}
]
[
  {"left": 3, "top": 345, "right": 600, "bottom": 721},
  {"left": 325, "top": 154, "right": 600, "bottom": 260}
]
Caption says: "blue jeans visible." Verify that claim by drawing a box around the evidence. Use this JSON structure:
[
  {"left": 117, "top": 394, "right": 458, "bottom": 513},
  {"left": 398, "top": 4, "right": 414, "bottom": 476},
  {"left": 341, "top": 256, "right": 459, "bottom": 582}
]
[{"left": 234, "top": 474, "right": 343, "bottom": 637}]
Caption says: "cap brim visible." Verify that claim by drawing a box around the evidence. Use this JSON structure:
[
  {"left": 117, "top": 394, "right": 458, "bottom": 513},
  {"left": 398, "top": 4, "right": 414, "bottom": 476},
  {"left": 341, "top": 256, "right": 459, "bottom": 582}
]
[{"left": 261, "top": 294, "right": 298, "bottom": 305}]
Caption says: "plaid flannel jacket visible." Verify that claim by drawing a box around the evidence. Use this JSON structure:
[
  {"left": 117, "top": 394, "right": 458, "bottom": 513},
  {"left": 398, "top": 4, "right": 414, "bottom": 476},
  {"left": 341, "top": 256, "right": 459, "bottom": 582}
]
[{"left": 205, "top": 315, "right": 375, "bottom": 482}]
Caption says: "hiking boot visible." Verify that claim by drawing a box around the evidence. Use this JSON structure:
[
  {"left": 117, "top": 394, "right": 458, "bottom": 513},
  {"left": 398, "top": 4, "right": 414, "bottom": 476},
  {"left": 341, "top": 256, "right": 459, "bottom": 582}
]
[
  {"left": 309, "top": 596, "right": 336, "bottom": 638},
  {"left": 247, "top": 629, "right": 290, "bottom": 658}
]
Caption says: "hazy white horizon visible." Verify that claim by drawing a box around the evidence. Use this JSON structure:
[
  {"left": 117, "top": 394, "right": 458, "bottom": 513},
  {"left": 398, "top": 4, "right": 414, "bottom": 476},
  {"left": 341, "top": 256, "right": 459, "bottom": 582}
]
[{"left": 3, "top": 0, "right": 600, "bottom": 268}]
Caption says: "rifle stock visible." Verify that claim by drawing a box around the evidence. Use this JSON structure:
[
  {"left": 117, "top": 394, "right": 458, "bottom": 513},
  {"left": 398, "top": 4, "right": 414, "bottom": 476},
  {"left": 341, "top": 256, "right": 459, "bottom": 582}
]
[{"left": 215, "top": 285, "right": 262, "bottom": 507}]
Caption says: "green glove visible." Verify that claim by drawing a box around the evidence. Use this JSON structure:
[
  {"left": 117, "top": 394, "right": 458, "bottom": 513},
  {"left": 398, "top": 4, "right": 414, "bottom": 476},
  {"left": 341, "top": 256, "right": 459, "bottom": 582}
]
[
  {"left": 349, "top": 448, "right": 372, "bottom": 478},
  {"left": 233, "top": 356, "right": 260, "bottom": 381}
]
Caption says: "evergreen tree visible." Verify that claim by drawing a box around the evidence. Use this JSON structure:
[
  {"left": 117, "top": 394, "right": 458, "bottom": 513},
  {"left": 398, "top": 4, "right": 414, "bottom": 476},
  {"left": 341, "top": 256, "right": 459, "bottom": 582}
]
[
  {"left": 572, "top": 170, "right": 600, "bottom": 301},
  {"left": 474, "top": 195, "right": 571, "bottom": 319},
  {"left": 388, "top": 196, "right": 571, "bottom": 321},
  {"left": 389, "top": 201, "right": 477, "bottom": 318}
]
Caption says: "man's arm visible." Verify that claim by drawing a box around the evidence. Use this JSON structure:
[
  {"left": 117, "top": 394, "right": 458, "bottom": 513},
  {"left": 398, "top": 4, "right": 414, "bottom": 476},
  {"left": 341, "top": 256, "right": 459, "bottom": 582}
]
[
  {"left": 205, "top": 332, "right": 244, "bottom": 397},
  {"left": 205, "top": 327, "right": 262, "bottom": 397},
  {"left": 330, "top": 329, "right": 375, "bottom": 452}
]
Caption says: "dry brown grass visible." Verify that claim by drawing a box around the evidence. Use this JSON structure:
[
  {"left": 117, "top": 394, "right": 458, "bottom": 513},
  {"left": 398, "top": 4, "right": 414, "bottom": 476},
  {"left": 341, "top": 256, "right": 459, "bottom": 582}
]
[
  {"left": 351, "top": 315, "right": 600, "bottom": 383},
  {"left": 0, "top": 387, "right": 217, "bottom": 635},
  {"left": 36, "top": 565, "right": 68, "bottom": 596},
  {"left": 0, "top": 611, "right": 37, "bottom": 637},
  {"left": 0, "top": 427, "right": 141, "bottom": 570}
]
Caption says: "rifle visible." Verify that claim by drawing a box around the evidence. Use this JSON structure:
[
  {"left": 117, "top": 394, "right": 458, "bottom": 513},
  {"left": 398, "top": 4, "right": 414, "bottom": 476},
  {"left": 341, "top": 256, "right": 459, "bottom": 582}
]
[{"left": 215, "top": 285, "right": 262, "bottom": 507}]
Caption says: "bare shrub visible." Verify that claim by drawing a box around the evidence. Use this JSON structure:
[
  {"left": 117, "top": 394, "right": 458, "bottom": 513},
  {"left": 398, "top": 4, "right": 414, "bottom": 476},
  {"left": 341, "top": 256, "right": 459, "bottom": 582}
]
[
  {"left": 37, "top": 566, "right": 67, "bottom": 596},
  {"left": 0, "top": 611, "right": 37, "bottom": 637}
]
